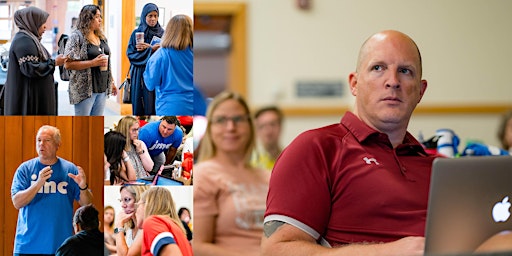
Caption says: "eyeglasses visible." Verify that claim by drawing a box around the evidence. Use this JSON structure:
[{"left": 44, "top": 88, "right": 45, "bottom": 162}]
[
  {"left": 211, "top": 115, "right": 250, "bottom": 126},
  {"left": 118, "top": 197, "right": 133, "bottom": 204}
]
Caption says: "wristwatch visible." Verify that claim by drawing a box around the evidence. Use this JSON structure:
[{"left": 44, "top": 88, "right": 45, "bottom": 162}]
[{"left": 114, "top": 227, "right": 126, "bottom": 234}]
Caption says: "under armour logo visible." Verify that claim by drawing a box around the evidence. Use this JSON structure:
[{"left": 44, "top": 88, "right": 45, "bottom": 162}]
[{"left": 363, "top": 157, "right": 380, "bottom": 165}]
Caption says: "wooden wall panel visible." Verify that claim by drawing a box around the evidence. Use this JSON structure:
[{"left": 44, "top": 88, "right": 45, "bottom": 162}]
[
  {"left": 0, "top": 116, "right": 4, "bottom": 256},
  {"left": 1, "top": 116, "right": 104, "bottom": 255},
  {"left": 120, "top": 0, "right": 135, "bottom": 115},
  {"left": 21, "top": 117, "right": 35, "bottom": 161},
  {"left": 3, "top": 116, "right": 22, "bottom": 256},
  {"left": 57, "top": 116, "right": 73, "bottom": 160},
  {"left": 89, "top": 116, "right": 105, "bottom": 209}
]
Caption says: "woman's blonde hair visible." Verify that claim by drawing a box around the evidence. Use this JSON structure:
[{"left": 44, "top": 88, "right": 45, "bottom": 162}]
[
  {"left": 161, "top": 14, "right": 193, "bottom": 50},
  {"left": 120, "top": 185, "right": 150, "bottom": 229},
  {"left": 104, "top": 205, "right": 115, "bottom": 228},
  {"left": 115, "top": 116, "right": 138, "bottom": 151},
  {"left": 197, "top": 91, "right": 255, "bottom": 165},
  {"left": 140, "top": 187, "right": 185, "bottom": 234}
]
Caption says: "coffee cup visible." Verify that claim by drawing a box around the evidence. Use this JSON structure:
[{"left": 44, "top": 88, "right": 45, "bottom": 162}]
[
  {"left": 100, "top": 55, "right": 109, "bottom": 71},
  {"left": 136, "top": 32, "right": 144, "bottom": 44}
]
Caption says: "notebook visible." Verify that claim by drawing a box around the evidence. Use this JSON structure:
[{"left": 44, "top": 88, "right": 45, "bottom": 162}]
[{"left": 424, "top": 156, "right": 512, "bottom": 256}]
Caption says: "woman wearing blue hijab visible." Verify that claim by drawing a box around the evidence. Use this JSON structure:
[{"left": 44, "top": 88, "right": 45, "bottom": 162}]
[{"left": 126, "top": 3, "right": 164, "bottom": 115}]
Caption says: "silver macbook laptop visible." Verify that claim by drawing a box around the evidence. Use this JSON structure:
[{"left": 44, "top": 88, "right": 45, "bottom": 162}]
[{"left": 424, "top": 156, "right": 512, "bottom": 256}]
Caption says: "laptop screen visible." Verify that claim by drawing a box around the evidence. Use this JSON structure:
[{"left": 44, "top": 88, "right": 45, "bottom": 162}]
[{"left": 424, "top": 156, "right": 512, "bottom": 256}]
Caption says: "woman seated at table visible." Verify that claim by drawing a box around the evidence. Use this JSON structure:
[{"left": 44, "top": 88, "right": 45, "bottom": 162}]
[
  {"left": 104, "top": 130, "right": 137, "bottom": 185},
  {"left": 115, "top": 116, "right": 153, "bottom": 179}
]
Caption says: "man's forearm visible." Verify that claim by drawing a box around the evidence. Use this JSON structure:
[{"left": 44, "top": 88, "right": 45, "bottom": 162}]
[
  {"left": 261, "top": 221, "right": 425, "bottom": 256},
  {"left": 11, "top": 182, "right": 44, "bottom": 209},
  {"left": 165, "top": 148, "right": 177, "bottom": 165},
  {"left": 78, "top": 187, "right": 93, "bottom": 206}
]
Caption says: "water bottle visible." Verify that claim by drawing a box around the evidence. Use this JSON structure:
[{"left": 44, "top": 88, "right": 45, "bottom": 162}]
[{"left": 436, "top": 128, "right": 459, "bottom": 158}]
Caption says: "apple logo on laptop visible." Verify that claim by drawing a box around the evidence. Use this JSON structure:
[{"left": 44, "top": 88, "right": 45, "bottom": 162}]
[{"left": 492, "top": 196, "right": 511, "bottom": 222}]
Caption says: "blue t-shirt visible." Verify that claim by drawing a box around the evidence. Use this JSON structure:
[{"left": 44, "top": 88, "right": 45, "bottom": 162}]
[
  {"left": 143, "top": 47, "right": 193, "bottom": 116},
  {"left": 11, "top": 157, "right": 81, "bottom": 254},
  {"left": 139, "top": 120, "right": 184, "bottom": 157}
]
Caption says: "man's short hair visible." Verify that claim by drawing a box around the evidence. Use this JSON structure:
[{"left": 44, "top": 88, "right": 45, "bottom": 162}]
[
  {"left": 254, "top": 106, "right": 283, "bottom": 124},
  {"left": 38, "top": 125, "right": 62, "bottom": 145},
  {"left": 160, "top": 116, "right": 179, "bottom": 126},
  {"left": 73, "top": 204, "right": 99, "bottom": 231}
]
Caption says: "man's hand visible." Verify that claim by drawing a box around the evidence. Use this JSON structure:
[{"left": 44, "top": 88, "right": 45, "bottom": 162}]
[
  {"left": 380, "top": 236, "right": 425, "bottom": 256},
  {"left": 38, "top": 166, "right": 53, "bottom": 185},
  {"left": 68, "top": 166, "right": 87, "bottom": 189}
]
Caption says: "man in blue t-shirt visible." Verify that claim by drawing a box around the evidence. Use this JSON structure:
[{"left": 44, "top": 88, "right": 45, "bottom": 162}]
[
  {"left": 11, "top": 125, "right": 93, "bottom": 255},
  {"left": 139, "top": 116, "right": 184, "bottom": 173}
]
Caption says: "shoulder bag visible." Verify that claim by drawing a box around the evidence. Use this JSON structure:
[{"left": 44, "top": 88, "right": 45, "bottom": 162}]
[{"left": 118, "top": 66, "right": 132, "bottom": 104}]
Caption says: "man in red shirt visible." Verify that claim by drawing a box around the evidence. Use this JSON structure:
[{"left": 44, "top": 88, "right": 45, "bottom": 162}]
[{"left": 262, "top": 30, "right": 436, "bottom": 256}]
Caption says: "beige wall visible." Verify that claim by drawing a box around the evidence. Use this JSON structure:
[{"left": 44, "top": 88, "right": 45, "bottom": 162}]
[{"left": 196, "top": 0, "right": 511, "bottom": 149}]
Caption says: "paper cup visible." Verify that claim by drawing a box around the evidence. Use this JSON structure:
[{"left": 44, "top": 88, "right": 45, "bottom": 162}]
[
  {"left": 136, "top": 32, "right": 144, "bottom": 44},
  {"left": 100, "top": 55, "right": 109, "bottom": 71}
]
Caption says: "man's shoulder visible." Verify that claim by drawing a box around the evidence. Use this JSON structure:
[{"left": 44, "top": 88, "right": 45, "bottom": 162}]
[
  {"left": 17, "top": 157, "right": 39, "bottom": 169},
  {"left": 299, "top": 122, "right": 347, "bottom": 139},
  {"left": 57, "top": 157, "right": 76, "bottom": 167},
  {"left": 175, "top": 126, "right": 184, "bottom": 137},
  {"left": 140, "top": 121, "right": 159, "bottom": 133},
  {"left": 138, "top": 122, "right": 154, "bottom": 138}
]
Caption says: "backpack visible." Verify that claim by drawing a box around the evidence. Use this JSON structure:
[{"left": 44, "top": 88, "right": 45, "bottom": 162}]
[{"left": 57, "top": 34, "right": 70, "bottom": 81}]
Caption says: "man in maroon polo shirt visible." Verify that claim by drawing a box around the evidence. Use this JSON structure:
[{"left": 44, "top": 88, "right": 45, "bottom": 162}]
[{"left": 262, "top": 30, "right": 436, "bottom": 256}]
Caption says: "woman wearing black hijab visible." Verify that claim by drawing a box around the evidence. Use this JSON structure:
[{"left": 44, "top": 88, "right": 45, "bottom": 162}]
[
  {"left": 3, "top": 6, "right": 66, "bottom": 115},
  {"left": 126, "top": 3, "right": 164, "bottom": 115}
]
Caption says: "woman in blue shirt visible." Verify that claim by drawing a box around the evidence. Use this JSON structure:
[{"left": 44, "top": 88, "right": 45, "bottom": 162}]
[{"left": 144, "top": 14, "right": 193, "bottom": 116}]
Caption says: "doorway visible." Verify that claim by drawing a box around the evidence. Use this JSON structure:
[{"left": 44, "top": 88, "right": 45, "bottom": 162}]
[{"left": 194, "top": 2, "right": 247, "bottom": 100}]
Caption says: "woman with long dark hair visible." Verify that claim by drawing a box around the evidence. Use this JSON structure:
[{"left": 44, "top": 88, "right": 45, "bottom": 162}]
[
  {"left": 64, "top": 4, "right": 117, "bottom": 116},
  {"left": 104, "top": 131, "right": 136, "bottom": 185}
]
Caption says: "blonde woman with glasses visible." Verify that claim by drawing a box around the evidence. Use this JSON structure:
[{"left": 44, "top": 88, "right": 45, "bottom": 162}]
[
  {"left": 194, "top": 91, "right": 270, "bottom": 256},
  {"left": 116, "top": 116, "right": 153, "bottom": 178},
  {"left": 115, "top": 185, "right": 150, "bottom": 256}
]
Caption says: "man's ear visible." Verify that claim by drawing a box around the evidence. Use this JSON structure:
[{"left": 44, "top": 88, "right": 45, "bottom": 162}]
[
  {"left": 348, "top": 72, "right": 358, "bottom": 96},
  {"left": 418, "top": 79, "right": 428, "bottom": 103}
]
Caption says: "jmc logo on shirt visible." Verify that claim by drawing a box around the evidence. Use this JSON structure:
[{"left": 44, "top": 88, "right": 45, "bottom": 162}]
[{"left": 31, "top": 174, "right": 68, "bottom": 194}]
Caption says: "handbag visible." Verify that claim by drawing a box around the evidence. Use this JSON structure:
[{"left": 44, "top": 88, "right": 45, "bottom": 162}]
[
  {"left": 118, "top": 66, "right": 132, "bottom": 104},
  {"left": 57, "top": 34, "right": 70, "bottom": 81}
]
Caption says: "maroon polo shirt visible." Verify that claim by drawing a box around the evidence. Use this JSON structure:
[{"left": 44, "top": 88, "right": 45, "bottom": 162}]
[{"left": 265, "top": 111, "right": 438, "bottom": 246}]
